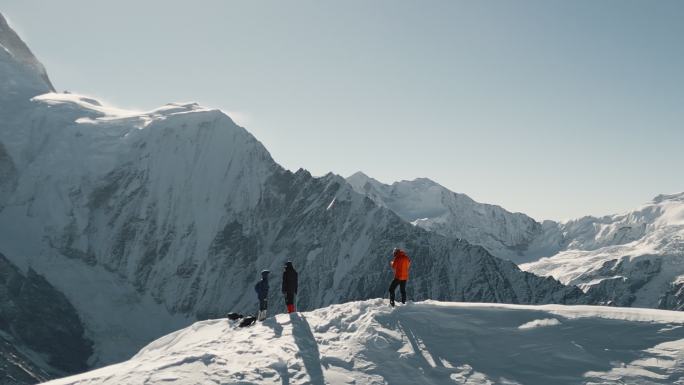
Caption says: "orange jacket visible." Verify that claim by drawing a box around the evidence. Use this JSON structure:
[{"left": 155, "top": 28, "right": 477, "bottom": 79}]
[{"left": 391, "top": 250, "right": 411, "bottom": 280}]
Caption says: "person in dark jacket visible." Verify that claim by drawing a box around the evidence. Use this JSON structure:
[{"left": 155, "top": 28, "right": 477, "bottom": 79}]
[
  {"left": 282, "top": 261, "right": 298, "bottom": 313},
  {"left": 254, "top": 270, "right": 270, "bottom": 321}
]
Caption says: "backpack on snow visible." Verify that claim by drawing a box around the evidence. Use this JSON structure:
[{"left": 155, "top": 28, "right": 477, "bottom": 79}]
[
  {"left": 227, "top": 312, "right": 244, "bottom": 321},
  {"left": 239, "top": 316, "right": 257, "bottom": 327}
]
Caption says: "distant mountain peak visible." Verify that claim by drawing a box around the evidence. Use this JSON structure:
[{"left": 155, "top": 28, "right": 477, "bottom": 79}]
[
  {"left": 652, "top": 192, "right": 684, "bottom": 204},
  {"left": 345, "top": 171, "right": 545, "bottom": 262},
  {"left": 348, "top": 170, "right": 369, "bottom": 179},
  {"left": 347, "top": 170, "right": 377, "bottom": 183},
  {"left": 395, "top": 176, "right": 440, "bottom": 188},
  {"left": 346, "top": 171, "right": 385, "bottom": 193}
]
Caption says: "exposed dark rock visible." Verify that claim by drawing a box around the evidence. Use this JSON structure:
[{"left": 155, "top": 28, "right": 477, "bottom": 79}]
[{"left": 0, "top": 253, "right": 93, "bottom": 381}]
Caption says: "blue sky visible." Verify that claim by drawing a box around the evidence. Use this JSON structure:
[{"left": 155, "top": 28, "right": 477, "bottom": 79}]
[{"left": 2, "top": 0, "right": 683, "bottom": 220}]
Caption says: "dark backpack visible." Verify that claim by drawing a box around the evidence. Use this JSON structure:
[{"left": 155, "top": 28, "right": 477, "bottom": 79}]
[
  {"left": 239, "top": 316, "right": 257, "bottom": 327},
  {"left": 227, "top": 312, "right": 243, "bottom": 321}
]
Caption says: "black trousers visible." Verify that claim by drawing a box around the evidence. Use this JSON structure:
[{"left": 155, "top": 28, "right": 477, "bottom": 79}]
[
  {"left": 259, "top": 299, "right": 268, "bottom": 311},
  {"left": 389, "top": 278, "right": 407, "bottom": 303},
  {"left": 284, "top": 291, "right": 296, "bottom": 305}
]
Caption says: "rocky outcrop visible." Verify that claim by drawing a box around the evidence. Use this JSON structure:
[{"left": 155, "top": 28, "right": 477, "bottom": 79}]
[
  {"left": 658, "top": 279, "right": 684, "bottom": 311},
  {"left": 0, "top": 253, "right": 92, "bottom": 382}
]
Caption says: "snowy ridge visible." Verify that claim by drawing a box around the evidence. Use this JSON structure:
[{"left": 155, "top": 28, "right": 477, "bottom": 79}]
[
  {"left": 45, "top": 299, "right": 684, "bottom": 385},
  {"left": 347, "top": 172, "right": 545, "bottom": 262},
  {"left": 541, "top": 192, "right": 684, "bottom": 253},
  {"left": 0, "top": 12, "right": 54, "bottom": 105},
  {"left": 522, "top": 193, "right": 684, "bottom": 309}
]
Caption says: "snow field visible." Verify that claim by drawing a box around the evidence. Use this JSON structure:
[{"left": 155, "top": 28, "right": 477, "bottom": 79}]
[{"left": 45, "top": 299, "right": 684, "bottom": 385}]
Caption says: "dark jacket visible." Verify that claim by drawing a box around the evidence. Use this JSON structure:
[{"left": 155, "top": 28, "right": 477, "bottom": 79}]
[
  {"left": 282, "top": 262, "right": 298, "bottom": 294},
  {"left": 254, "top": 271, "right": 269, "bottom": 300}
]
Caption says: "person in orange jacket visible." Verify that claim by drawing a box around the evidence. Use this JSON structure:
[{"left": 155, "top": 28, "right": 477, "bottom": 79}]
[{"left": 389, "top": 247, "right": 411, "bottom": 307}]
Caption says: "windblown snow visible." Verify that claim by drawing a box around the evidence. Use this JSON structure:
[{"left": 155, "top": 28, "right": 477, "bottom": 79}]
[
  {"left": 517, "top": 318, "right": 561, "bottom": 329},
  {"left": 45, "top": 299, "right": 684, "bottom": 385}
]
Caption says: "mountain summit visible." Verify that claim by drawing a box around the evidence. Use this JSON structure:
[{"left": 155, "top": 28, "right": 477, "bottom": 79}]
[
  {"left": 347, "top": 172, "right": 545, "bottom": 261},
  {"left": 0, "top": 12, "right": 54, "bottom": 102}
]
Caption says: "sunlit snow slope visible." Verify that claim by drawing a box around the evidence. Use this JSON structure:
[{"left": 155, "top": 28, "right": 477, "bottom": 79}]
[
  {"left": 522, "top": 193, "right": 684, "bottom": 310},
  {"left": 45, "top": 299, "right": 684, "bottom": 385}
]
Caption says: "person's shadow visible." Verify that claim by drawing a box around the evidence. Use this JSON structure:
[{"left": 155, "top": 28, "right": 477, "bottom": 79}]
[
  {"left": 290, "top": 313, "right": 326, "bottom": 385},
  {"left": 262, "top": 316, "right": 284, "bottom": 337}
]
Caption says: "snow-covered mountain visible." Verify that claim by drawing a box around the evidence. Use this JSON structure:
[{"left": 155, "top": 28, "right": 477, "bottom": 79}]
[
  {"left": 522, "top": 193, "right": 684, "bottom": 310},
  {"left": 347, "top": 172, "right": 684, "bottom": 311},
  {"left": 347, "top": 172, "right": 551, "bottom": 262},
  {"left": 0, "top": 12, "right": 588, "bottom": 375},
  {"left": 0, "top": 13, "right": 53, "bottom": 108},
  {"left": 45, "top": 299, "right": 684, "bottom": 385}
]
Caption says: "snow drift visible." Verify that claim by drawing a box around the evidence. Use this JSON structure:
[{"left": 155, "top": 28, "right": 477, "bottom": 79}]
[{"left": 45, "top": 299, "right": 684, "bottom": 385}]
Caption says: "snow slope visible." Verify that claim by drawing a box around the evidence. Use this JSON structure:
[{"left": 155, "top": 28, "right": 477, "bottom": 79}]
[
  {"left": 45, "top": 299, "right": 684, "bottom": 385},
  {"left": 522, "top": 193, "right": 684, "bottom": 310}
]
